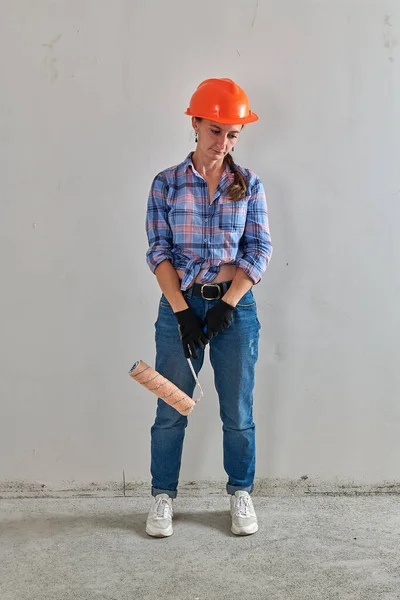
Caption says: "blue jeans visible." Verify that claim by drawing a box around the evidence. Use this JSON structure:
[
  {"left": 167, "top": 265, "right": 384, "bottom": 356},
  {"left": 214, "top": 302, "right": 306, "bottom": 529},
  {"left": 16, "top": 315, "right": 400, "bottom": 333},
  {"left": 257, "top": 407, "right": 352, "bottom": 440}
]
[{"left": 151, "top": 287, "right": 260, "bottom": 498}]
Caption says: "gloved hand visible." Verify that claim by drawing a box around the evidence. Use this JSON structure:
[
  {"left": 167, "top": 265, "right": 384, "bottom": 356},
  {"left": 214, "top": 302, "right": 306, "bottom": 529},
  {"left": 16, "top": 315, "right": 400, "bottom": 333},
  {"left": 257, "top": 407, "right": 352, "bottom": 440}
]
[
  {"left": 175, "top": 308, "right": 209, "bottom": 359},
  {"left": 204, "top": 300, "right": 235, "bottom": 339}
]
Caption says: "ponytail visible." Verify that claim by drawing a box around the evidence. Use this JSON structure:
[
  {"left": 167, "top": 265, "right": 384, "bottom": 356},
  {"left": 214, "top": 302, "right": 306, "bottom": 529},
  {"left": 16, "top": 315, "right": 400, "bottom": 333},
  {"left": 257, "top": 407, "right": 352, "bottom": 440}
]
[{"left": 225, "top": 153, "right": 248, "bottom": 202}]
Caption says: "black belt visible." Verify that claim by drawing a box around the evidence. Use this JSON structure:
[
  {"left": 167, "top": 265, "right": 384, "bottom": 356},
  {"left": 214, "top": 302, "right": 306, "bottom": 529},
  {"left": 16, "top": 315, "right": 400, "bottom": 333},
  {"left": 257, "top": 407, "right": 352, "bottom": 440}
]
[{"left": 185, "top": 280, "right": 232, "bottom": 300}]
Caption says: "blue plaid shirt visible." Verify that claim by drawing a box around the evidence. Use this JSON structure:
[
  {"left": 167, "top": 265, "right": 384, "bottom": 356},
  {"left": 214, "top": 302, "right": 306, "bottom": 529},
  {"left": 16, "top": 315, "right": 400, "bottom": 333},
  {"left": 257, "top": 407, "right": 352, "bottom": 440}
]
[{"left": 146, "top": 153, "right": 272, "bottom": 290}]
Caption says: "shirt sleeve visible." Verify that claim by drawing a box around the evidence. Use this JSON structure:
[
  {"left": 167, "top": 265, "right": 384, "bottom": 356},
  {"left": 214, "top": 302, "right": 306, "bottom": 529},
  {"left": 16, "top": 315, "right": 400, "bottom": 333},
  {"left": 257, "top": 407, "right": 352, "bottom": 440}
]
[
  {"left": 236, "top": 178, "right": 273, "bottom": 284},
  {"left": 145, "top": 173, "right": 174, "bottom": 273}
]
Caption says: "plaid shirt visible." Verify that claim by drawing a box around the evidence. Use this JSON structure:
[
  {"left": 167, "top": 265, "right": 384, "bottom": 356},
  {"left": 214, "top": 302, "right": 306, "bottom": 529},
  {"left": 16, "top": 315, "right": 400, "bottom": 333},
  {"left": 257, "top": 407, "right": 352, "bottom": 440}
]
[{"left": 146, "top": 153, "right": 272, "bottom": 290}]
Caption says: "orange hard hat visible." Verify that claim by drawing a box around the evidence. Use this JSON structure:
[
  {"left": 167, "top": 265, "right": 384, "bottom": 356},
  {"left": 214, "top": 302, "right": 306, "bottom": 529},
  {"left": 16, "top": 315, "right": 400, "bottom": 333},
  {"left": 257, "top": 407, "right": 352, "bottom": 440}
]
[{"left": 185, "top": 78, "right": 259, "bottom": 125}]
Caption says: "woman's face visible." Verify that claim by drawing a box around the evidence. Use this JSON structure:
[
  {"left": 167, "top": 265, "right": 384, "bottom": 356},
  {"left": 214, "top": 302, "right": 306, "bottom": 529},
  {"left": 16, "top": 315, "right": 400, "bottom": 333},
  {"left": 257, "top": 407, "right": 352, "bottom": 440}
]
[{"left": 194, "top": 118, "right": 242, "bottom": 159}]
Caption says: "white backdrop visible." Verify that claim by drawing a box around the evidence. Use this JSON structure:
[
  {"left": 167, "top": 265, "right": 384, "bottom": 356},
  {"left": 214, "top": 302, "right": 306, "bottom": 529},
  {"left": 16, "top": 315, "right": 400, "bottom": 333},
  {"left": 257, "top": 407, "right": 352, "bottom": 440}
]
[{"left": 1, "top": 0, "right": 399, "bottom": 486}]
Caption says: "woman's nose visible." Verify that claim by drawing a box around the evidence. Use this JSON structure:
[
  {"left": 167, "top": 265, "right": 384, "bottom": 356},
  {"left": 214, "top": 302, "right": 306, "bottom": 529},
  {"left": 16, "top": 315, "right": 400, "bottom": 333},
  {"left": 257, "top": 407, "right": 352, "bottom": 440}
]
[{"left": 216, "top": 136, "right": 227, "bottom": 149}]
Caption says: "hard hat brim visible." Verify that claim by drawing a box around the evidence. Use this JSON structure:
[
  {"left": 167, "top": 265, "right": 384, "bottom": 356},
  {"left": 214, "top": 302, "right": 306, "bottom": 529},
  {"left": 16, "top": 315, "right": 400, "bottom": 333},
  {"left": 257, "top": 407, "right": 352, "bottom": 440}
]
[{"left": 185, "top": 109, "right": 259, "bottom": 125}]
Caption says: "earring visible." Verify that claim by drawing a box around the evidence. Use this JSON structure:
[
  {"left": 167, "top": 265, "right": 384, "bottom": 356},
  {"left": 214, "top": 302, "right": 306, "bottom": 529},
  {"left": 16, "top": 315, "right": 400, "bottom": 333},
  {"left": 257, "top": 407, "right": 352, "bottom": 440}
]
[
  {"left": 231, "top": 147, "right": 234, "bottom": 152},
  {"left": 195, "top": 132, "right": 198, "bottom": 143}
]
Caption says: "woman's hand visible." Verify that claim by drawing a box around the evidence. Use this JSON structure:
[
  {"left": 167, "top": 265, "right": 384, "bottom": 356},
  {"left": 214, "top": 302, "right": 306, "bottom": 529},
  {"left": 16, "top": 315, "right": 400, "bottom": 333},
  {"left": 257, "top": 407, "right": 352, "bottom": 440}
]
[
  {"left": 204, "top": 301, "right": 235, "bottom": 339},
  {"left": 175, "top": 308, "right": 209, "bottom": 359}
]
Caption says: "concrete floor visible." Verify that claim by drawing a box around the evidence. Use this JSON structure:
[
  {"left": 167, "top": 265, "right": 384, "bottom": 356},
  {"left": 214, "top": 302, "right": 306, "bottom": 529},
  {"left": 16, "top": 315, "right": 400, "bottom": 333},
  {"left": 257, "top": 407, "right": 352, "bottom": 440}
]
[{"left": 1, "top": 494, "right": 399, "bottom": 600}]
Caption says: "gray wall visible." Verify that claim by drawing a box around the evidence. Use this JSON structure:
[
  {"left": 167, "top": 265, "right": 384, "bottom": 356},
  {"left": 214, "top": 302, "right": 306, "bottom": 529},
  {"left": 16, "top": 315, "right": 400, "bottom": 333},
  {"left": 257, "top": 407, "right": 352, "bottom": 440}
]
[{"left": 1, "top": 0, "right": 399, "bottom": 485}]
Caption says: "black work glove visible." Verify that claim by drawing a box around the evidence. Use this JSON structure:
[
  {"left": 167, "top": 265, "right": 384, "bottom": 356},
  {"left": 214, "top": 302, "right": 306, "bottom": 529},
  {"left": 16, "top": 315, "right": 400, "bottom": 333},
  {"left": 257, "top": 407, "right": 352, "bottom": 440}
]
[
  {"left": 204, "top": 300, "right": 235, "bottom": 340},
  {"left": 175, "top": 308, "right": 209, "bottom": 359}
]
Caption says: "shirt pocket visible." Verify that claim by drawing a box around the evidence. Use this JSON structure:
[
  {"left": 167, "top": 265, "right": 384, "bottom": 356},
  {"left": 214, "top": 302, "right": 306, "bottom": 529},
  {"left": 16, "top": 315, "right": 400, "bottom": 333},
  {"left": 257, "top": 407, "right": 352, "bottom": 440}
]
[
  {"left": 168, "top": 195, "right": 204, "bottom": 246},
  {"left": 218, "top": 199, "right": 247, "bottom": 233}
]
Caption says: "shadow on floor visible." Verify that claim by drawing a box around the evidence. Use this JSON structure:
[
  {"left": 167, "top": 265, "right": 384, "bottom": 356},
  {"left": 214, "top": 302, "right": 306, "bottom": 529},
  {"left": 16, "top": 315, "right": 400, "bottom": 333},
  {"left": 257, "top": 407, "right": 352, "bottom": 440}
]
[{"left": 0, "top": 509, "right": 232, "bottom": 540}]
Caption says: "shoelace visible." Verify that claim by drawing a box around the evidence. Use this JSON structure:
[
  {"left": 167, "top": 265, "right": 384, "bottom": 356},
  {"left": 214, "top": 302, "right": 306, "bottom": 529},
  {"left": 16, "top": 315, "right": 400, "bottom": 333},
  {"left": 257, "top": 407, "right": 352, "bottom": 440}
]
[
  {"left": 154, "top": 497, "right": 171, "bottom": 519},
  {"left": 235, "top": 495, "right": 251, "bottom": 518}
]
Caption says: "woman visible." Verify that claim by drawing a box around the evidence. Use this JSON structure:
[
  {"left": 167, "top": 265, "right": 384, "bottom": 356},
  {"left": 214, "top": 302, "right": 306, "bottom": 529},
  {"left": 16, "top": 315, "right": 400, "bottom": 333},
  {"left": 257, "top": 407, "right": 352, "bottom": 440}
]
[{"left": 145, "top": 78, "right": 272, "bottom": 537}]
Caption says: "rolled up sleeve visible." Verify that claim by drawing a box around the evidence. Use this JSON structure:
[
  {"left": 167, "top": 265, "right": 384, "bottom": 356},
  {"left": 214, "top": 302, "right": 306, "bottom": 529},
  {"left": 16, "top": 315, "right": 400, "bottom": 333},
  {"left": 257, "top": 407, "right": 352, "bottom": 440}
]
[
  {"left": 236, "top": 178, "right": 273, "bottom": 284},
  {"left": 145, "top": 173, "right": 174, "bottom": 273}
]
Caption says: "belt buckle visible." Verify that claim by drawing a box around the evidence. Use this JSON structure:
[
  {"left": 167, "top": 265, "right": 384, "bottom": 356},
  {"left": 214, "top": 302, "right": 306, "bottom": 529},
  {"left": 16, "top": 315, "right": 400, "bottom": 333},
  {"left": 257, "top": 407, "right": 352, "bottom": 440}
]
[{"left": 200, "top": 283, "right": 221, "bottom": 300}]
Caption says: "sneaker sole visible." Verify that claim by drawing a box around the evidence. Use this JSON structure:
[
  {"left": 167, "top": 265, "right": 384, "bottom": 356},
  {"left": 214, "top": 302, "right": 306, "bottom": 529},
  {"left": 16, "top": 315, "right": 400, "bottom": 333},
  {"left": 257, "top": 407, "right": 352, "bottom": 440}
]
[
  {"left": 231, "top": 522, "right": 259, "bottom": 536},
  {"left": 146, "top": 524, "right": 173, "bottom": 538}
]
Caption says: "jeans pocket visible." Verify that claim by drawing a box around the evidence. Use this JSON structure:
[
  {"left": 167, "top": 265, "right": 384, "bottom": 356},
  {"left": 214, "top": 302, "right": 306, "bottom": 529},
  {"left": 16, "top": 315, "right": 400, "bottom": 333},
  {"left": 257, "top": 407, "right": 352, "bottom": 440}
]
[
  {"left": 159, "top": 294, "right": 171, "bottom": 308},
  {"left": 236, "top": 289, "right": 256, "bottom": 308}
]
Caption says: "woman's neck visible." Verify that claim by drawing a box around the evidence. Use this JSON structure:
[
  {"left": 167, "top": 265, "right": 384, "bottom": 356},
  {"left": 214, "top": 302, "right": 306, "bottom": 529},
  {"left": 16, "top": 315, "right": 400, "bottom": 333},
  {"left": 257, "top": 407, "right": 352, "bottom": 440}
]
[{"left": 191, "top": 149, "right": 225, "bottom": 179}]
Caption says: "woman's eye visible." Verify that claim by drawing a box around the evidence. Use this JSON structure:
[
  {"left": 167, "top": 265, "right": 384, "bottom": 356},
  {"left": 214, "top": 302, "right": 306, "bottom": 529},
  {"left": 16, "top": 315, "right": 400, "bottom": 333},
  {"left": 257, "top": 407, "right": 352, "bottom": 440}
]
[{"left": 211, "top": 130, "right": 219, "bottom": 135}]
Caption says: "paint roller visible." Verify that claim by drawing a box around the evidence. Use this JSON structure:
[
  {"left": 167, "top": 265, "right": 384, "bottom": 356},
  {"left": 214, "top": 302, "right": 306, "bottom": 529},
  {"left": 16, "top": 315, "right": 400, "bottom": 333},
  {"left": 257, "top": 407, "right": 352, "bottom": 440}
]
[
  {"left": 129, "top": 358, "right": 203, "bottom": 416},
  {"left": 129, "top": 319, "right": 206, "bottom": 415}
]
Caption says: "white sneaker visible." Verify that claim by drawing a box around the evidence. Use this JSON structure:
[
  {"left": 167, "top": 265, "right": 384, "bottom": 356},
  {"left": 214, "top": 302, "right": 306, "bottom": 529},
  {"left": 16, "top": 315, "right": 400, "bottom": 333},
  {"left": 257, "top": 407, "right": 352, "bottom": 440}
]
[
  {"left": 230, "top": 491, "right": 258, "bottom": 535},
  {"left": 146, "top": 494, "right": 174, "bottom": 537}
]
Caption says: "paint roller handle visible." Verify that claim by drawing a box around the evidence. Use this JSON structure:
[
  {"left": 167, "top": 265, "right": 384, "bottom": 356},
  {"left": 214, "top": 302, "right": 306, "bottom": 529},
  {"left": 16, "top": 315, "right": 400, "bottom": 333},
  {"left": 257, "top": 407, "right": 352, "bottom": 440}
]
[{"left": 187, "top": 356, "right": 204, "bottom": 403}]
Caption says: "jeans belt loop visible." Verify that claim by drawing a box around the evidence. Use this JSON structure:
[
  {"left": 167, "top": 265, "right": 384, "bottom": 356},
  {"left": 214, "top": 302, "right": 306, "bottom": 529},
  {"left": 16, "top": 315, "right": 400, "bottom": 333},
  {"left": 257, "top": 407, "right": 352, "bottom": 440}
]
[{"left": 180, "top": 280, "right": 193, "bottom": 299}]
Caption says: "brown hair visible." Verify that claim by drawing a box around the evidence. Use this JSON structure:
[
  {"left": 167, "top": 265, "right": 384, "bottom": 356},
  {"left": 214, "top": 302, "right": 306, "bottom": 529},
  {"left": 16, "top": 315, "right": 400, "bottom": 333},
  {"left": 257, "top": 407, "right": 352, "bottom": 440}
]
[
  {"left": 224, "top": 152, "right": 247, "bottom": 202},
  {"left": 194, "top": 118, "right": 248, "bottom": 202}
]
